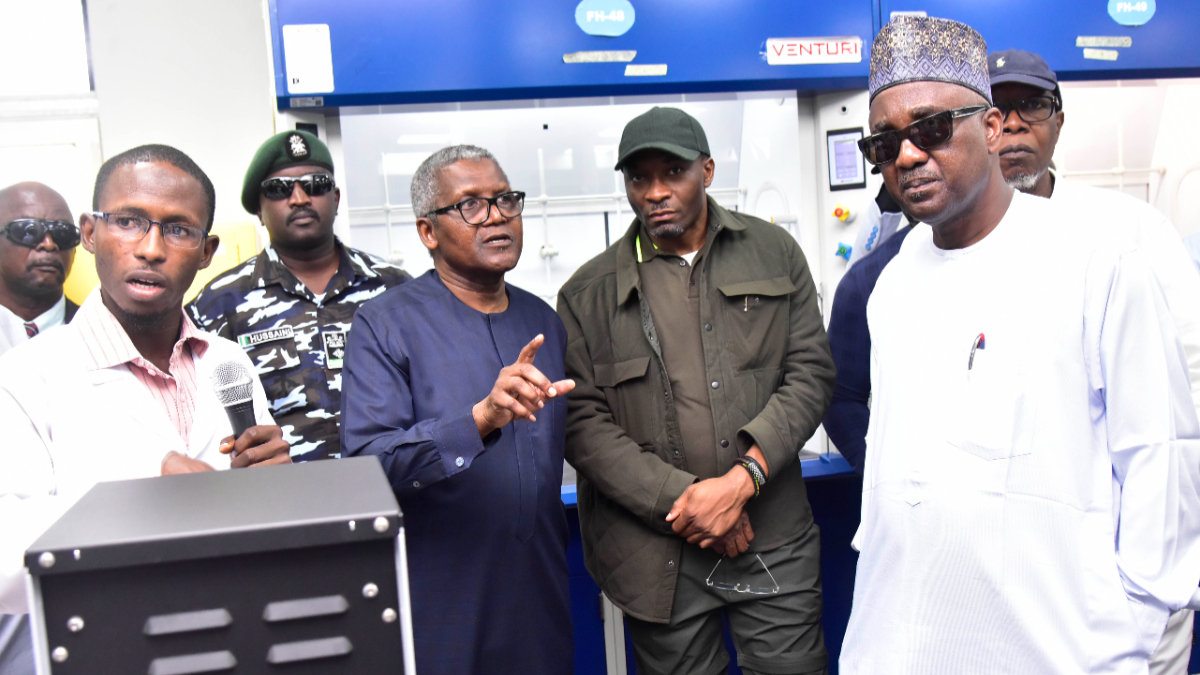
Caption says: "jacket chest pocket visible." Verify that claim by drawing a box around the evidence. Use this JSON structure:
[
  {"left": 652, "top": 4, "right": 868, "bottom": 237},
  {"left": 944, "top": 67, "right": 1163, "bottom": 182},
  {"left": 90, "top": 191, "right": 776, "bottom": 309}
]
[
  {"left": 717, "top": 276, "right": 796, "bottom": 372},
  {"left": 594, "top": 356, "right": 653, "bottom": 444},
  {"left": 949, "top": 346, "right": 1037, "bottom": 461},
  {"left": 244, "top": 337, "right": 301, "bottom": 376}
]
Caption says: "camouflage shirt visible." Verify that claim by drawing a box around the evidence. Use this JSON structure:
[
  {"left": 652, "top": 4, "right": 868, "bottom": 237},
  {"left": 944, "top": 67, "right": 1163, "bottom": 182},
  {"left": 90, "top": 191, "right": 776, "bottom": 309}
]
[{"left": 187, "top": 240, "right": 410, "bottom": 461}]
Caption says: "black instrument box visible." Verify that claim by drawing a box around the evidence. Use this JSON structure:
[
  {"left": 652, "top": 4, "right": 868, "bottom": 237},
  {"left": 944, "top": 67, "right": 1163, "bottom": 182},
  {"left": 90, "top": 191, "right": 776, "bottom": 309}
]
[{"left": 24, "top": 457, "right": 413, "bottom": 674}]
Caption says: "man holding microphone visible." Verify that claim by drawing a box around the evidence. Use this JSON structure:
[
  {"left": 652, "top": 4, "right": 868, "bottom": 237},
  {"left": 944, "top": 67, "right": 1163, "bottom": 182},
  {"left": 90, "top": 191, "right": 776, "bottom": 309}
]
[{"left": 0, "top": 144, "right": 290, "bottom": 638}]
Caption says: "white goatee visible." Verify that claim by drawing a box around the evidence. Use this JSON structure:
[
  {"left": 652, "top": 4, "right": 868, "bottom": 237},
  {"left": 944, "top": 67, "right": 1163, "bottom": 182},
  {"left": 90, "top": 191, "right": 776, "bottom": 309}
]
[{"left": 1005, "top": 167, "right": 1047, "bottom": 192}]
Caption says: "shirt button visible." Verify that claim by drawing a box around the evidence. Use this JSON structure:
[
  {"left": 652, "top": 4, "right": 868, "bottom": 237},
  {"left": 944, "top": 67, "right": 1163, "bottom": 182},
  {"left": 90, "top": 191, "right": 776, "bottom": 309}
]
[
  {"left": 664, "top": 390, "right": 670, "bottom": 397},
  {"left": 711, "top": 381, "right": 719, "bottom": 389},
  {"left": 704, "top": 323, "right": 712, "bottom": 332},
  {"left": 667, "top": 560, "right": 675, "bottom": 567},
  {"left": 673, "top": 449, "right": 680, "bottom": 455},
  {"left": 412, "top": 481, "right": 421, "bottom": 488},
  {"left": 455, "top": 457, "right": 465, "bottom": 467},
  {"left": 679, "top": 260, "right": 687, "bottom": 267},
  {"left": 720, "top": 439, "right": 729, "bottom": 448}
]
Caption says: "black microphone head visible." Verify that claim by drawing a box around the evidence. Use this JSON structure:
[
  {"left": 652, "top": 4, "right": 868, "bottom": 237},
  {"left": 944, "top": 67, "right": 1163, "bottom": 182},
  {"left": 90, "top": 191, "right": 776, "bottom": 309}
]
[{"left": 212, "top": 362, "right": 254, "bottom": 406}]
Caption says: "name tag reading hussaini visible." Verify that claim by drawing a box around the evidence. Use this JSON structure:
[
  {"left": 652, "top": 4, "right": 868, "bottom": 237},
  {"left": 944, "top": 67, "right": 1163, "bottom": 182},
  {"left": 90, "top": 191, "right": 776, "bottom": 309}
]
[{"left": 237, "top": 326, "right": 295, "bottom": 349}]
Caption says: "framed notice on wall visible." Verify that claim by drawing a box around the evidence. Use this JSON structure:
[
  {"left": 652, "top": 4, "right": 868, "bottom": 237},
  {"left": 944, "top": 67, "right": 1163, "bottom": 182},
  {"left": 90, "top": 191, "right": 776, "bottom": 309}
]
[{"left": 826, "top": 127, "right": 866, "bottom": 191}]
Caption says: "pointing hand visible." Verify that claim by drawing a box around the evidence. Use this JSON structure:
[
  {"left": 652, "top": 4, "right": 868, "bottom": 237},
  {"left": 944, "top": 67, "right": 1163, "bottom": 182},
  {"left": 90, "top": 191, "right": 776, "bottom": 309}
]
[{"left": 473, "top": 334, "right": 575, "bottom": 437}]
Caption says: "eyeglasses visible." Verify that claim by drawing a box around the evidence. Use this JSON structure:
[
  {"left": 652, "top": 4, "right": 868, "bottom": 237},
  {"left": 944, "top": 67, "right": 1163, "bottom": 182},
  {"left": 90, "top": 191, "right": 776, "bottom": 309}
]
[
  {"left": 2, "top": 218, "right": 80, "bottom": 250},
  {"left": 994, "top": 95, "right": 1059, "bottom": 124},
  {"left": 260, "top": 173, "right": 335, "bottom": 201},
  {"left": 90, "top": 212, "right": 208, "bottom": 250},
  {"left": 427, "top": 191, "right": 525, "bottom": 225},
  {"left": 858, "top": 105, "right": 990, "bottom": 166},
  {"left": 705, "top": 554, "right": 780, "bottom": 595}
]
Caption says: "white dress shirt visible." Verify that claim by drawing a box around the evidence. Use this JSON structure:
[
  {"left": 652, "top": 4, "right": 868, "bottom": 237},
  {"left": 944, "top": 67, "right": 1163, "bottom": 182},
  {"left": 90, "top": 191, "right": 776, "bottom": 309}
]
[
  {"left": 0, "top": 295, "right": 68, "bottom": 673},
  {"left": 841, "top": 191, "right": 1200, "bottom": 675},
  {"left": 0, "top": 296, "right": 66, "bottom": 357},
  {"left": 0, "top": 291, "right": 274, "bottom": 615}
]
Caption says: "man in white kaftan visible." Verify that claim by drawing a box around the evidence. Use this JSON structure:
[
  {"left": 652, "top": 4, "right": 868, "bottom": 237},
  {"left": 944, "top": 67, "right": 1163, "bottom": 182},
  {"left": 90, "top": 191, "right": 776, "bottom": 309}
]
[
  {"left": 841, "top": 17, "right": 1200, "bottom": 675},
  {"left": 988, "top": 49, "right": 1200, "bottom": 673}
]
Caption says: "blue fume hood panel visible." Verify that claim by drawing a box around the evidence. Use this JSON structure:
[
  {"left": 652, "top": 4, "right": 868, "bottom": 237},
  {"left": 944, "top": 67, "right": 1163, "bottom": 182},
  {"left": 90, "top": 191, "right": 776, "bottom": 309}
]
[
  {"left": 268, "top": 0, "right": 875, "bottom": 110},
  {"left": 880, "top": 0, "right": 1200, "bottom": 81}
]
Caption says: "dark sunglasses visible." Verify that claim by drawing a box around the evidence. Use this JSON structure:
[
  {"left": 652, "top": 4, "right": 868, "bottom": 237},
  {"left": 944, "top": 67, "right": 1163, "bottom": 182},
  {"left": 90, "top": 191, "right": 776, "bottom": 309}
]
[
  {"left": 995, "top": 95, "right": 1059, "bottom": 125},
  {"left": 859, "top": 105, "right": 990, "bottom": 166},
  {"left": 260, "top": 173, "right": 335, "bottom": 201},
  {"left": 1, "top": 218, "right": 81, "bottom": 250}
]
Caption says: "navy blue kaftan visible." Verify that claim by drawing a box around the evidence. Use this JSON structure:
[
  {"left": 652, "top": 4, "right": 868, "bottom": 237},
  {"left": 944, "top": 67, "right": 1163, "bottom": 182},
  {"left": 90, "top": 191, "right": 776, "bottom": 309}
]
[{"left": 341, "top": 270, "right": 572, "bottom": 675}]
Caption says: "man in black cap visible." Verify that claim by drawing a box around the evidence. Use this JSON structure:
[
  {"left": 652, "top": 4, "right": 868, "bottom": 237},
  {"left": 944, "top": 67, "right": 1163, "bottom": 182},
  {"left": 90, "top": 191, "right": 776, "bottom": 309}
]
[
  {"left": 188, "top": 130, "right": 409, "bottom": 462},
  {"left": 558, "top": 107, "right": 835, "bottom": 675},
  {"left": 0, "top": 182, "right": 80, "bottom": 357},
  {"left": 988, "top": 49, "right": 1064, "bottom": 198},
  {"left": 990, "top": 48, "right": 1200, "bottom": 675}
]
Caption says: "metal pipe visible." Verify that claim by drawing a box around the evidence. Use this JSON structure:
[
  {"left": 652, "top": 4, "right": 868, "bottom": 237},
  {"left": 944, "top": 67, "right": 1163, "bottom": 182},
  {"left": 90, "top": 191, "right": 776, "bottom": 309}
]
[
  {"left": 537, "top": 148, "right": 557, "bottom": 291},
  {"left": 380, "top": 151, "right": 394, "bottom": 256},
  {"left": 1170, "top": 164, "right": 1200, "bottom": 226},
  {"left": 614, "top": 172, "right": 624, "bottom": 238},
  {"left": 348, "top": 187, "right": 745, "bottom": 219},
  {"left": 1117, "top": 122, "right": 1124, "bottom": 192},
  {"left": 1057, "top": 167, "right": 1166, "bottom": 178}
]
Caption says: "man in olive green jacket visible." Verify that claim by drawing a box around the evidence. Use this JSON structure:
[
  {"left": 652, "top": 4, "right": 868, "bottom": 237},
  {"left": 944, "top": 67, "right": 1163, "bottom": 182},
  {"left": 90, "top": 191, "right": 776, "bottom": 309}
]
[{"left": 557, "top": 107, "right": 836, "bottom": 675}]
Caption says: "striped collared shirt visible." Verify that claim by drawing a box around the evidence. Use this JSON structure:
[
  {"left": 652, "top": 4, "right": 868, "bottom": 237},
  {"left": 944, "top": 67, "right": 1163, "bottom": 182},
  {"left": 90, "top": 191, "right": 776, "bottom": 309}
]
[{"left": 76, "top": 291, "right": 210, "bottom": 443}]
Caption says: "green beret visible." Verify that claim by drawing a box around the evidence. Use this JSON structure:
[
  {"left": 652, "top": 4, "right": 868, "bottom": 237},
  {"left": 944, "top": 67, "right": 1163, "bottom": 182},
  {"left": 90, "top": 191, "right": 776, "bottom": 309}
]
[{"left": 241, "top": 130, "right": 334, "bottom": 214}]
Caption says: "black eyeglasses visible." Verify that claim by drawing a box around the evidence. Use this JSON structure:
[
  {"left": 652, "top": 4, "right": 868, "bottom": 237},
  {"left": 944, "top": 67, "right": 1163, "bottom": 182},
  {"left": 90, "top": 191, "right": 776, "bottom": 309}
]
[
  {"left": 260, "top": 173, "right": 335, "bottom": 201},
  {"left": 90, "top": 212, "right": 208, "bottom": 250},
  {"left": 995, "top": 96, "right": 1059, "bottom": 124},
  {"left": 427, "top": 191, "right": 525, "bottom": 225},
  {"left": 2, "top": 218, "right": 80, "bottom": 250},
  {"left": 859, "top": 105, "right": 990, "bottom": 166}
]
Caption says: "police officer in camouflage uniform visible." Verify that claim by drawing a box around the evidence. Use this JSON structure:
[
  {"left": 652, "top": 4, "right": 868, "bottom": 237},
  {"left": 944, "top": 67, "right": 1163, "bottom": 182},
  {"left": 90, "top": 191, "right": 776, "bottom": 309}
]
[{"left": 188, "top": 130, "right": 409, "bottom": 461}]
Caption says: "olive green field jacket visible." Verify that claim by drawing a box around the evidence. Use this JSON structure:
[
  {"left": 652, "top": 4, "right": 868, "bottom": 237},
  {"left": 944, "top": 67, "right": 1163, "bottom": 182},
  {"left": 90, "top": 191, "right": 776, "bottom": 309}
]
[{"left": 556, "top": 198, "right": 836, "bottom": 623}]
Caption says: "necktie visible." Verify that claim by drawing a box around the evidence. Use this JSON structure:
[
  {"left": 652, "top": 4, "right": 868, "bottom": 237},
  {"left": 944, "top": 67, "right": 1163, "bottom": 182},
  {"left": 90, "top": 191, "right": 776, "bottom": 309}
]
[{"left": 24, "top": 322, "right": 38, "bottom": 338}]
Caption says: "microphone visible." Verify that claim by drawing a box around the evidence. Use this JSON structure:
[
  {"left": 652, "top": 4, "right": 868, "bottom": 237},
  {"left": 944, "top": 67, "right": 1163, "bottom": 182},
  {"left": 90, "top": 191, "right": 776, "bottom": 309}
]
[{"left": 212, "top": 362, "right": 257, "bottom": 441}]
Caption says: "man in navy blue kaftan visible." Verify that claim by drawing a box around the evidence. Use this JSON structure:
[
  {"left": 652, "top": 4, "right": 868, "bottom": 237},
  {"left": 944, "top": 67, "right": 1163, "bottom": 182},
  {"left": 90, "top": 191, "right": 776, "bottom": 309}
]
[{"left": 341, "top": 146, "right": 574, "bottom": 675}]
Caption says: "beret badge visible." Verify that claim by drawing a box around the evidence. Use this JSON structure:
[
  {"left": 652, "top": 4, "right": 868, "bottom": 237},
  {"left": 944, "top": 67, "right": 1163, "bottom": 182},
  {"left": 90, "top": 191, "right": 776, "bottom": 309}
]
[{"left": 287, "top": 134, "right": 309, "bottom": 159}]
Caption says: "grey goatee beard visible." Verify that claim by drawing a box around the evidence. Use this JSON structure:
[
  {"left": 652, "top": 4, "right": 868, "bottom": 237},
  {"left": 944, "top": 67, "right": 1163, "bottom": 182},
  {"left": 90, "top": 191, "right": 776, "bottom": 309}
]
[{"left": 1005, "top": 167, "right": 1047, "bottom": 192}]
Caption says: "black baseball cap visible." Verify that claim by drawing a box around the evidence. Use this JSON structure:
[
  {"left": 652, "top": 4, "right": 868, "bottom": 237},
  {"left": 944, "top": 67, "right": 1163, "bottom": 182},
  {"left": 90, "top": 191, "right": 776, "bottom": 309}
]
[
  {"left": 615, "top": 107, "right": 711, "bottom": 171},
  {"left": 989, "top": 49, "right": 1062, "bottom": 103}
]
